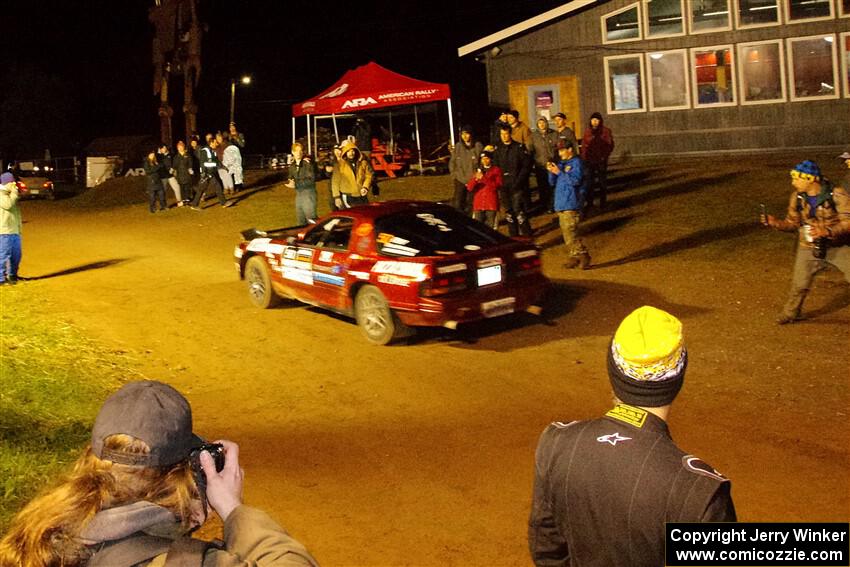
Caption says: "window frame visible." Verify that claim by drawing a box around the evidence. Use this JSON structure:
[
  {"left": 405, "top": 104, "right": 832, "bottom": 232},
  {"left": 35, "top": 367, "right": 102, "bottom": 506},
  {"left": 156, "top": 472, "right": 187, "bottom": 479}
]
[
  {"left": 734, "top": 0, "right": 783, "bottom": 29},
  {"left": 690, "top": 44, "right": 738, "bottom": 107},
  {"left": 842, "top": 32, "right": 850, "bottom": 97},
  {"left": 601, "top": 2, "right": 644, "bottom": 44},
  {"left": 643, "top": 0, "right": 687, "bottom": 39},
  {"left": 736, "top": 39, "right": 788, "bottom": 105},
  {"left": 603, "top": 53, "right": 648, "bottom": 114},
  {"left": 784, "top": 0, "right": 834, "bottom": 23},
  {"left": 841, "top": 0, "right": 850, "bottom": 17},
  {"left": 786, "top": 34, "right": 840, "bottom": 101},
  {"left": 645, "top": 48, "right": 692, "bottom": 112},
  {"left": 782, "top": 0, "right": 835, "bottom": 24},
  {"left": 687, "top": 0, "right": 733, "bottom": 34}
]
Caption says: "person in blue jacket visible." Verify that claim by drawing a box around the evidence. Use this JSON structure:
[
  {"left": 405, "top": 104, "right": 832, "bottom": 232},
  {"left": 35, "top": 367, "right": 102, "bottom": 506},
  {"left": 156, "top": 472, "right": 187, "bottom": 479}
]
[{"left": 547, "top": 141, "right": 591, "bottom": 269}]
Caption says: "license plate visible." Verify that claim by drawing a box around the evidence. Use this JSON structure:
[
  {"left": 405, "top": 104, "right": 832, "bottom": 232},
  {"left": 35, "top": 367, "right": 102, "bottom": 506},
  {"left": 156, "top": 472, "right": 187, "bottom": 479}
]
[
  {"left": 477, "top": 264, "right": 502, "bottom": 287},
  {"left": 30, "top": 190, "right": 39, "bottom": 195},
  {"left": 481, "top": 297, "right": 515, "bottom": 318}
]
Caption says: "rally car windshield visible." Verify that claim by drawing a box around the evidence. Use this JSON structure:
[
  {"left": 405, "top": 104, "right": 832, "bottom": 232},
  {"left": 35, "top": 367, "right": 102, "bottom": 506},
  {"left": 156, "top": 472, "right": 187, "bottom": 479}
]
[{"left": 373, "top": 208, "right": 510, "bottom": 257}]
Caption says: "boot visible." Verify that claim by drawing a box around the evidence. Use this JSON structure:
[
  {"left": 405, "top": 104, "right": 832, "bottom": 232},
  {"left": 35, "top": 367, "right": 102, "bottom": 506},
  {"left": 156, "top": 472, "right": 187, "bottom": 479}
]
[
  {"left": 578, "top": 253, "right": 592, "bottom": 270},
  {"left": 564, "top": 256, "right": 581, "bottom": 269}
]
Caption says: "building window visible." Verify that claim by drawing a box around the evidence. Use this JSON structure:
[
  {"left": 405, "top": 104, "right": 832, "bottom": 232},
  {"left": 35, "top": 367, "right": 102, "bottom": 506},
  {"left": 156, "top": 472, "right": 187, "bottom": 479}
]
[
  {"left": 841, "top": 0, "right": 850, "bottom": 16},
  {"left": 644, "top": 0, "right": 686, "bottom": 37},
  {"left": 735, "top": 0, "right": 781, "bottom": 28},
  {"left": 738, "top": 40, "right": 786, "bottom": 104},
  {"left": 691, "top": 46, "right": 737, "bottom": 106},
  {"left": 646, "top": 50, "right": 691, "bottom": 111},
  {"left": 786, "top": 0, "right": 834, "bottom": 21},
  {"left": 604, "top": 55, "right": 647, "bottom": 113},
  {"left": 787, "top": 35, "right": 839, "bottom": 100},
  {"left": 689, "top": 0, "right": 733, "bottom": 32},
  {"left": 786, "top": 0, "right": 834, "bottom": 20},
  {"left": 602, "top": 3, "right": 642, "bottom": 43},
  {"left": 842, "top": 32, "right": 850, "bottom": 96}
]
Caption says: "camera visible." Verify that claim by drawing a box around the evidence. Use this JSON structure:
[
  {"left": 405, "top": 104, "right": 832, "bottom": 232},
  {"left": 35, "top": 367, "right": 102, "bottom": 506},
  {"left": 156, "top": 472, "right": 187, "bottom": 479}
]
[
  {"left": 812, "top": 237, "right": 829, "bottom": 259},
  {"left": 189, "top": 442, "right": 225, "bottom": 473}
]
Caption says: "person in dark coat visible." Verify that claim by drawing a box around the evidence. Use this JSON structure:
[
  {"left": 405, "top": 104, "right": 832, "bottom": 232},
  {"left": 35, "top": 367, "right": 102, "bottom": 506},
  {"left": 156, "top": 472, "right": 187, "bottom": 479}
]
[
  {"left": 352, "top": 118, "right": 372, "bottom": 158},
  {"left": 492, "top": 125, "right": 532, "bottom": 236},
  {"left": 172, "top": 140, "right": 195, "bottom": 204},
  {"left": 528, "top": 306, "right": 737, "bottom": 567},
  {"left": 449, "top": 125, "right": 483, "bottom": 214},
  {"left": 580, "top": 112, "right": 615, "bottom": 209},
  {"left": 143, "top": 151, "right": 167, "bottom": 213}
]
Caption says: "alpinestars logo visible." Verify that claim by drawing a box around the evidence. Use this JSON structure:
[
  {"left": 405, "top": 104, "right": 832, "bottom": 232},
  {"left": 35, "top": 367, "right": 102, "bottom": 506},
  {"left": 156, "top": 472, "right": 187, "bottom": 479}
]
[
  {"left": 596, "top": 432, "right": 632, "bottom": 446},
  {"left": 342, "top": 97, "right": 378, "bottom": 109}
]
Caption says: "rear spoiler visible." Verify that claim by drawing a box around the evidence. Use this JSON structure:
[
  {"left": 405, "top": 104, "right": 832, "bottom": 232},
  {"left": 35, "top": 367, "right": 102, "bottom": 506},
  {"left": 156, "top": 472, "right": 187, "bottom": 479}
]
[{"left": 240, "top": 222, "right": 314, "bottom": 242}]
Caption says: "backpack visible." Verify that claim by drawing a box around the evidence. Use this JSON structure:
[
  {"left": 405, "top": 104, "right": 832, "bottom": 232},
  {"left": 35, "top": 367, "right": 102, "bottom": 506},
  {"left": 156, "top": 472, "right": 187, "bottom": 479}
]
[{"left": 87, "top": 535, "right": 220, "bottom": 567}]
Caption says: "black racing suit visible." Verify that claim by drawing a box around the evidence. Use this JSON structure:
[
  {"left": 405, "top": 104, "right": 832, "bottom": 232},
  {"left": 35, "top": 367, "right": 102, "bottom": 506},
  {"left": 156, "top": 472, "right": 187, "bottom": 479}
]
[
  {"left": 529, "top": 404, "right": 736, "bottom": 567},
  {"left": 492, "top": 140, "right": 532, "bottom": 236}
]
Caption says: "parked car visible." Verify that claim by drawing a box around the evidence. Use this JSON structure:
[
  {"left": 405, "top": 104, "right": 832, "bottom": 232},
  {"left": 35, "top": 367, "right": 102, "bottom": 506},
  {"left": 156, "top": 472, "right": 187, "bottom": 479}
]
[
  {"left": 14, "top": 167, "right": 56, "bottom": 200},
  {"left": 234, "top": 200, "right": 549, "bottom": 345}
]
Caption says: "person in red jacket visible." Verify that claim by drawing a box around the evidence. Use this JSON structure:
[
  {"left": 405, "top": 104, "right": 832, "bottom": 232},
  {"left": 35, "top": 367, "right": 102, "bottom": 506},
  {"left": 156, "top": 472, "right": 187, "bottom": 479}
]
[
  {"left": 467, "top": 146, "right": 502, "bottom": 229},
  {"left": 580, "top": 112, "right": 614, "bottom": 209}
]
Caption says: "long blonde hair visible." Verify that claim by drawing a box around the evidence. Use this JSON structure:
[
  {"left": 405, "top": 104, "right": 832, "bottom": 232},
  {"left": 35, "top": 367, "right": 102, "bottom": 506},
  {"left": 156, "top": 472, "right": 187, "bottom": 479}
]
[{"left": 0, "top": 434, "right": 200, "bottom": 567}]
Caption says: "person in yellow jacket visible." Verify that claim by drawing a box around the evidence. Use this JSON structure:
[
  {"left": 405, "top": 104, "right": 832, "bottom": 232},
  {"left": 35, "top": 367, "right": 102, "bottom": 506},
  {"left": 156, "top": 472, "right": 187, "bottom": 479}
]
[
  {"left": 331, "top": 139, "right": 372, "bottom": 209},
  {"left": 0, "top": 381, "right": 320, "bottom": 566}
]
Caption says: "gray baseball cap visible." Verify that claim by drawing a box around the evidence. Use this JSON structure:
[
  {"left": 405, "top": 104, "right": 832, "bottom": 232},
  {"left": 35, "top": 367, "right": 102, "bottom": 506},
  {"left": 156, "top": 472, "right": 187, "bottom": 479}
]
[
  {"left": 838, "top": 152, "right": 850, "bottom": 159},
  {"left": 91, "top": 381, "right": 203, "bottom": 467}
]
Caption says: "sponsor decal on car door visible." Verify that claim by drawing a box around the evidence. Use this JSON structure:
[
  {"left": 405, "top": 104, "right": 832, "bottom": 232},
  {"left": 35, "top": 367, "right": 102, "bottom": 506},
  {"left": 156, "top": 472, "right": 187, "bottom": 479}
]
[{"left": 311, "top": 247, "right": 347, "bottom": 307}]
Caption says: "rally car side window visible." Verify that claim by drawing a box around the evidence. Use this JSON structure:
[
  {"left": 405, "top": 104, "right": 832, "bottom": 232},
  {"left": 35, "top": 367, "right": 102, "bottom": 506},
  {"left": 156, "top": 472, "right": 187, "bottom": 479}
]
[{"left": 301, "top": 217, "right": 354, "bottom": 249}]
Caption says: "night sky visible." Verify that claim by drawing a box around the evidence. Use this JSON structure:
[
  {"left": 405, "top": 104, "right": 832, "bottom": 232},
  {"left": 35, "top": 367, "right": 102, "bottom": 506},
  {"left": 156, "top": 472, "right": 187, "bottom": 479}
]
[{"left": 3, "top": 1, "right": 565, "bottom": 158}]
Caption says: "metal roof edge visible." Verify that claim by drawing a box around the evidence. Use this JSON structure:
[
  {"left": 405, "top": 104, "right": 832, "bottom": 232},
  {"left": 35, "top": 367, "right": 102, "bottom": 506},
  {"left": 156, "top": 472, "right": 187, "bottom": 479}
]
[{"left": 457, "top": 0, "right": 598, "bottom": 58}]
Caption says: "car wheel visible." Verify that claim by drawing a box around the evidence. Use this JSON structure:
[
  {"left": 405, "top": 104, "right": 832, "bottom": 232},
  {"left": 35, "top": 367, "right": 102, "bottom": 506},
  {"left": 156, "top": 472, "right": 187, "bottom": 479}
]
[
  {"left": 354, "top": 285, "right": 408, "bottom": 345},
  {"left": 245, "top": 256, "right": 280, "bottom": 309}
]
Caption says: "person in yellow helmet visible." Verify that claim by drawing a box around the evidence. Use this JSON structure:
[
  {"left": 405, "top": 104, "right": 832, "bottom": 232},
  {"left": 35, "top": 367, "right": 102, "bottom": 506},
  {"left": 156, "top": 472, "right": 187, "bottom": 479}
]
[{"left": 528, "top": 306, "right": 736, "bottom": 567}]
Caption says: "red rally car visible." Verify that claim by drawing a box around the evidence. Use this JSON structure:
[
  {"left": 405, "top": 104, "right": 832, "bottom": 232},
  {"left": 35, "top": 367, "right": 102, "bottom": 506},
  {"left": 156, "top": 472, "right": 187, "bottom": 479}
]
[{"left": 234, "top": 200, "right": 549, "bottom": 345}]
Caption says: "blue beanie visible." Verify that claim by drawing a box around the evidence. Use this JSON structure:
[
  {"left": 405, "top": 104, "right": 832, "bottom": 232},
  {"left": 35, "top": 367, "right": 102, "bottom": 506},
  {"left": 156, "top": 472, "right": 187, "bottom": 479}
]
[
  {"left": 791, "top": 160, "right": 821, "bottom": 181},
  {"left": 0, "top": 172, "right": 15, "bottom": 185}
]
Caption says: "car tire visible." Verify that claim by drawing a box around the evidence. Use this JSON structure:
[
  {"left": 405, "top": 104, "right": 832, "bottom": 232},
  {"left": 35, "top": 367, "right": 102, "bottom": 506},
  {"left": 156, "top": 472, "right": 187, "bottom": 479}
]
[
  {"left": 354, "top": 285, "right": 408, "bottom": 345},
  {"left": 245, "top": 256, "right": 280, "bottom": 309}
]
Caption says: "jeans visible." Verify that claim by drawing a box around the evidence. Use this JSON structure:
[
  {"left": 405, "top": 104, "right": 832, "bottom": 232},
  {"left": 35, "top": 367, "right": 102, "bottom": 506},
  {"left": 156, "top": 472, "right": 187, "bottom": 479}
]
[
  {"left": 0, "top": 233, "right": 22, "bottom": 282},
  {"left": 586, "top": 163, "right": 608, "bottom": 207},
  {"left": 295, "top": 189, "right": 318, "bottom": 224},
  {"left": 473, "top": 210, "right": 497, "bottom": 230},
  {"left": 453, "top": 179, "right": 470, "bottom": 214},
  {"left": 148, "top": 187, "right": 166, "bottom": 212}
]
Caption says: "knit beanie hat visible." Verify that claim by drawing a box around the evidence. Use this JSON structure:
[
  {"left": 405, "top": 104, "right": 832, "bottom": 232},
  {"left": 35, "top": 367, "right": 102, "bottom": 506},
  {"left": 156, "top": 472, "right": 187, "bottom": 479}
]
[
  {"left": 790, "top": 160, "right": 821, "bottom": 181},
  {"left": 607, "top": 306, "right": 687, "bottom": 407},
  {"left": 1, "top": 172, "right": 14, "bottom": 185}
]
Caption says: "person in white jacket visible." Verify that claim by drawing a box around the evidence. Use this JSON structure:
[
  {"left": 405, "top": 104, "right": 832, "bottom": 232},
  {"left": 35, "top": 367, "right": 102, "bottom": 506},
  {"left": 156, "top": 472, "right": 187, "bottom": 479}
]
[{"left": 222, "top": 138, "right": 244, "bottom": 194}]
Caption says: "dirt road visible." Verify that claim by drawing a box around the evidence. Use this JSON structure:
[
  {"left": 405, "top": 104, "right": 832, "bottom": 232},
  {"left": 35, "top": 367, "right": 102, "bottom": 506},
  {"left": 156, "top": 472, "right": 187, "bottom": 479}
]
[{"left": 7, "top": 157, "right": 849, "bottom": 566}]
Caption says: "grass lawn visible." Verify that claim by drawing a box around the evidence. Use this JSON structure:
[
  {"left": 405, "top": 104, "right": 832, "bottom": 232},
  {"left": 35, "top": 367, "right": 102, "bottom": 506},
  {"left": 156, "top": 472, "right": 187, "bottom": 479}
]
[{"left": 0, "top": 291, "right": 137, "bottom": 531}]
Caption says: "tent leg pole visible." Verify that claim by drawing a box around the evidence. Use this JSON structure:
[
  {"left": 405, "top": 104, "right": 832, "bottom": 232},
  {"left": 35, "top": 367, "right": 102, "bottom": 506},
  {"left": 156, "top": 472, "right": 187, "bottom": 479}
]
[
  {"left": 389, "top": 111, "right": 394, "bottom": 157},
  {"left": 447, "top": 98, "right": 456, "bottom": 147},
  {"left": 306, "top": 115, "right": 312, "bottom": 155},
  {"left": 313, "top": 115, "right": 318, "bottom": 156},
  {"left": 414, "top": 105, "right": 423, "bottom": 175},
  {"left": 332, "top": 114, "right": 339, "bottom": 144},
  {"left": 291, "top": 116, "right": 296, "bottom": 150}
]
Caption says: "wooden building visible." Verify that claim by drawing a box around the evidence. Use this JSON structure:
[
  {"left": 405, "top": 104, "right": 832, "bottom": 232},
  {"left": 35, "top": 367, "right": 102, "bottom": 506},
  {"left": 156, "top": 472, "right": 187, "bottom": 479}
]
[{"left": 458, "top": 0, "right": 850, "bottom": 156}]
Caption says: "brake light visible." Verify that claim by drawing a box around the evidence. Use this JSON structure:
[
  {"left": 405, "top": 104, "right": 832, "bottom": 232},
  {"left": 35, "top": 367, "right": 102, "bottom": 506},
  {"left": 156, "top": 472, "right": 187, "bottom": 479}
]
[
  {"left": 43, "top": 182, "right": 53, "bottom": 189},
  {"left": 512, "top": 249, "right": 542, "bottom": 276},
  {"left": 16, "top": 181, "right": 26, "bottom": 190},
  {"left": 420, "top": 263, "right": 468, "bottom": 297}
]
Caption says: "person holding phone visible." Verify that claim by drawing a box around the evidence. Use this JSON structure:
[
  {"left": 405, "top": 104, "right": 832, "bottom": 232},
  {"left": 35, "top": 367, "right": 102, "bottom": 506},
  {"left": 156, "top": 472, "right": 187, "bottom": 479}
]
[
  {"left": 0, "top": 381, "right": 319, "bottom": 566},
  {"left": 466, "top": 146, "right": 502, "bottom": 229}
]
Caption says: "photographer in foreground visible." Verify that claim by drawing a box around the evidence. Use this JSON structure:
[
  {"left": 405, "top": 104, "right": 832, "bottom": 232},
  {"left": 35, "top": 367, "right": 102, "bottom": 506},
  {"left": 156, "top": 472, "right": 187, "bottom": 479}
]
[
  {"left": 0, "top": 380, "right": 319, "bottom": 567},
  {"left": 762, "top": 160, "right": 850, "bottom": 324}
]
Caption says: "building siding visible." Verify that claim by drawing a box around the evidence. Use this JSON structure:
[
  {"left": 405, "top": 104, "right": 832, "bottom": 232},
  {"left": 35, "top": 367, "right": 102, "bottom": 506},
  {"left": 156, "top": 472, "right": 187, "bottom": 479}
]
[{"left": 482, "top": 0, "right": 850, "bottom": 156}]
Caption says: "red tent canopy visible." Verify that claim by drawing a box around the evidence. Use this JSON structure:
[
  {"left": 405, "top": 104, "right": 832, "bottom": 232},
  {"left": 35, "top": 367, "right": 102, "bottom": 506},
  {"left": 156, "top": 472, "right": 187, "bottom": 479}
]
[{"left": 293, "top": 62, "right": 451, "bottom": 117}]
